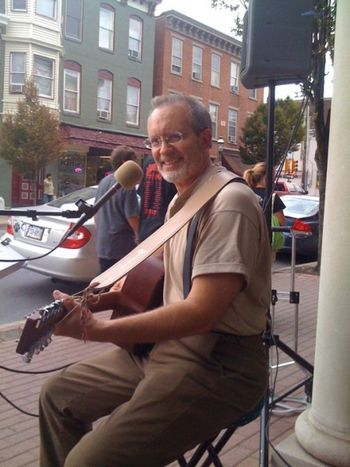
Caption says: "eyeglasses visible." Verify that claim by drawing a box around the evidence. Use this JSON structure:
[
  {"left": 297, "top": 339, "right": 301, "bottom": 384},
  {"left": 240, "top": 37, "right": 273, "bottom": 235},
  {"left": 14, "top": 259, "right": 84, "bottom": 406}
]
[{"left": 144, "top": 131, "right": 185, "bottom": 149}]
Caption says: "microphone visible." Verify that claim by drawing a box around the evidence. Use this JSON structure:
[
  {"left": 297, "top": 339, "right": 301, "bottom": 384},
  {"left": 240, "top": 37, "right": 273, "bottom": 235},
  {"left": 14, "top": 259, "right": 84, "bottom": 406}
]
[{"left": 63, "top": 160, "right": 143, "bottom": 239}]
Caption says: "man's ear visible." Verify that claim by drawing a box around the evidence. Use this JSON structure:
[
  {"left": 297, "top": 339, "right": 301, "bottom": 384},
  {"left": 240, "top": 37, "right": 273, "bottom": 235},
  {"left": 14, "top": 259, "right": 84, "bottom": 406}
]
[{"left": 200, "top": 128, "right": 212, "bottom": 149}]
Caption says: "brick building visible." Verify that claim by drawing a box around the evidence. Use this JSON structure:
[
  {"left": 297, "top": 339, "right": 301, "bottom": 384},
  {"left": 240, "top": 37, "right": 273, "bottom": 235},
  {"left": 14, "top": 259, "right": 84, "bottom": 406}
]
[{"left": 153, "top": 10, "right": 264, "bottom": 174}]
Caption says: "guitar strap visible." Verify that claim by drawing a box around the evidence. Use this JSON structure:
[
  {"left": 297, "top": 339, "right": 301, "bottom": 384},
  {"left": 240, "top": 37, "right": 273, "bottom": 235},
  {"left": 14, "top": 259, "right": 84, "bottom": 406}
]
[
  {"left": 92, "top": 169, "right": 239, "bottom": 290},
  {"left": 182, "top": 177, "right": 247, "bottom": 299}
]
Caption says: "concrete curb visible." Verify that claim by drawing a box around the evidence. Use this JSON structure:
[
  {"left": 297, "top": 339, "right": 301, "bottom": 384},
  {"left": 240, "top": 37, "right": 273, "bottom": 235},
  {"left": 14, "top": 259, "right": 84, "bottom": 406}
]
[{"left": 274, "top": 260, "right": 318, "bottom": 274}]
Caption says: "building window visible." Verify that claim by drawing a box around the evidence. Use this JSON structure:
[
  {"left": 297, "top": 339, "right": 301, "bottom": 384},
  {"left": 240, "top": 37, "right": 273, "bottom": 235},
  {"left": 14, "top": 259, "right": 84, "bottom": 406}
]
[
  {"left": 192, "top": 46, "right": 202, "bottom": 81},
  {"left": 65, "top": 0, "right": 82, "bottom": 41},
  {"left": 128, "top": 16, "right": 142, "bottom": 60},
  {"left": 248, "top": 88, "right": 257, "bottom": 99},
  {"left": 63, "top": 63, "right": 80, "bottom": 113},
  {"left": 33, "top": 55, "right": 54, "bottom": 98},
  {"left": 211, "top": 53, "right": 221, "bottom": 87},
  {"left": 171, "top": 37, "right": 183, "bottom": 75},
  {"left": 228, "top": 109, "right": 237, "bottom": 144},
  {"left": 9, "top": 52, "right": 26, "bottom": 93},
  {"left": 97, "top": 71, "right": 113, "bottom": 120},
  {"left": 126, "top": 79, "right": 140, "bottom": 126},
  {"left": 99, "top": 4, "right": 115, "bottom": 51},
  {"left": 11, "top": 0, "right": 27, "bottom": 11},
  {"left": 230, "top": 62, "right": 239, "bottom": 93},
  {"left": 209, "top": 103, "right": 218, "bottom": 140},
  {"left": 35, "top": 0, "right": 56, "bottom": 19}
]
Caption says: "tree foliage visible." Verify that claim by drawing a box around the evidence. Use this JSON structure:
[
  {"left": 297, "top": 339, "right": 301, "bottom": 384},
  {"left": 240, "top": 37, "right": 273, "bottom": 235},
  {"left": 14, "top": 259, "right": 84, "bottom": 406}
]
[
  {"left": 240, "top": 98, "right": 305, "bottom": 165},
  {"left": 211, "top": 0, "right": 248, "bottom": 35},
  {"left": 0, "top": 80, "right": 63, "bottom": 174}
]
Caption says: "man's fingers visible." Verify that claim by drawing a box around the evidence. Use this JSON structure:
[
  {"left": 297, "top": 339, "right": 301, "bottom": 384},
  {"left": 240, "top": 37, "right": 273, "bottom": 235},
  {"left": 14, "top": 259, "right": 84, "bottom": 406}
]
[{"left": 53, "top": 289, "right": 69, "bottom": 300}]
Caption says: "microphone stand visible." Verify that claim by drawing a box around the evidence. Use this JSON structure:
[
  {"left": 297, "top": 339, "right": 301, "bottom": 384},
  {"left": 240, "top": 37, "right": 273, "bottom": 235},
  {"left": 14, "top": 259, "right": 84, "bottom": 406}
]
[
  {"left": 0, "top": 199, "right": 94, "bottom": 222},
  {"left": 0, "top": 209, "right": 84, "bottom": 221}
]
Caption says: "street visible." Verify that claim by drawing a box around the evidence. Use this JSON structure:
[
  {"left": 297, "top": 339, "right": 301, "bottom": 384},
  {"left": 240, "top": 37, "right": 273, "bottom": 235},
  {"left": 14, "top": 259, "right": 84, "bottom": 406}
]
[{"left": 0, "top": 266, "right": 88, "bottom": 325}]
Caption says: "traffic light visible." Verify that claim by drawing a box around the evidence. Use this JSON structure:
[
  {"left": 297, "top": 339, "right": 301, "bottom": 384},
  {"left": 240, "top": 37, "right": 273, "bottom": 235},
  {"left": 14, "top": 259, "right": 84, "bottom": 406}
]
[
  {"left": 284, "top": 160, "right": 291, "bottom": 173},
  {"left": 292, "top": 160, "right": 299, "bottom": 174}
]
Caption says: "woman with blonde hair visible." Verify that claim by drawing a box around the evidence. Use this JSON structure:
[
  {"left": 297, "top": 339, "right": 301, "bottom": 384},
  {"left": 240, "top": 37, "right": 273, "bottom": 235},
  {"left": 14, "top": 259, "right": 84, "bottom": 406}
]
[
  {"left": 243, "top": 162, "right": 285, "bottom": 225},
  {"left": 244, "top": 162, "right": 285, "bottom": 260}
]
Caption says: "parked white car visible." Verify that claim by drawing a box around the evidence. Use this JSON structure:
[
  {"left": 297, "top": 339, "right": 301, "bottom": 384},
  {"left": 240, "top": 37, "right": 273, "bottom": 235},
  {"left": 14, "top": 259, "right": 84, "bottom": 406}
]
[{"left": 1, "top": 186, "right": 100, "bottom": 282}]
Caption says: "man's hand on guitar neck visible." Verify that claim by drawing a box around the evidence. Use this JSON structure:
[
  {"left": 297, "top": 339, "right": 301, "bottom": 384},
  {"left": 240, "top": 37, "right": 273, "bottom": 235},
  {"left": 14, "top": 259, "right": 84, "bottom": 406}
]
[
  {"left": 52, "top": 289, "right": 133, "bottom": 351},
  {"left": 52, "top": 290, "right": 96, "bottom": 340}
]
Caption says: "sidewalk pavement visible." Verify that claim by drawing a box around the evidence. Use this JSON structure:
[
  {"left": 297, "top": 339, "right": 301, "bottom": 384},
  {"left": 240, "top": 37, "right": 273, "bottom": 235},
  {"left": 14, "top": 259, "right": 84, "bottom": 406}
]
[{"left": 0, "top": 267, "right": 319, "bottom": 467}]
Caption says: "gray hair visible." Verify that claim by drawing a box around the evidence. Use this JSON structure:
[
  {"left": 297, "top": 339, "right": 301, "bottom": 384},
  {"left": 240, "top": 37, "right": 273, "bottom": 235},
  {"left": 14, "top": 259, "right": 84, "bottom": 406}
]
[{"left": 150, "top": 94, "right": 212, "bottom": 135}]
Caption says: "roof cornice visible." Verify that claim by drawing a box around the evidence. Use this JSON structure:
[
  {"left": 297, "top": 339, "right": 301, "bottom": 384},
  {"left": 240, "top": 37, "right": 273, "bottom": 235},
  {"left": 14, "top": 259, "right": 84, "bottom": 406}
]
[{"left": 159, "top": 10, "right": 241, "bottom": 58}]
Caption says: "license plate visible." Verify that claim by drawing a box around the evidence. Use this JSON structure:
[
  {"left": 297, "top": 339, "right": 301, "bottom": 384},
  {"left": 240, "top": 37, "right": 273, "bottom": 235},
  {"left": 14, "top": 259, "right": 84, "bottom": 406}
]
[{"left": 24, "top": 224, "right": 44, "bottom": 241}]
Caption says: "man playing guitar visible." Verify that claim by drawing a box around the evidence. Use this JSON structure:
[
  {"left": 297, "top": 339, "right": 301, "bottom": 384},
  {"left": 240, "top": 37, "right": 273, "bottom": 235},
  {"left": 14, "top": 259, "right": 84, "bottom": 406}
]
[{"left": 39, "top": 94, "right": 271, "bottom": 467}]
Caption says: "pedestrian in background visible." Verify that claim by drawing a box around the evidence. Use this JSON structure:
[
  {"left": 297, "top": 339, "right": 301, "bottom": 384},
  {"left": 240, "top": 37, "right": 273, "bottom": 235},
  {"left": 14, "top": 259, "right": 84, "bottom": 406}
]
[
  {"left": 243, "top": 161, "right": 286, "bottom": 259},
  {"left": 138, "top": 154, "right": 177, "bottom": 241},
  {"left": 95, "top": 146, "right": 140, "bottom": 273},
  {"left": 243, "top": 162, "right": 285, "bottom": 225},
  {"left": 42, "top": 173, "right": 55, "bottom": 203}
]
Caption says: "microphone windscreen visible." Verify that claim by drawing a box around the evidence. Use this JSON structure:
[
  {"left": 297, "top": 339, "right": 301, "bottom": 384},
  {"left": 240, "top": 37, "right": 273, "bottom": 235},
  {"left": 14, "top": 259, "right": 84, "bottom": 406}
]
[{"left": 114, "top": 160, "right": 143, "bottom": 189}]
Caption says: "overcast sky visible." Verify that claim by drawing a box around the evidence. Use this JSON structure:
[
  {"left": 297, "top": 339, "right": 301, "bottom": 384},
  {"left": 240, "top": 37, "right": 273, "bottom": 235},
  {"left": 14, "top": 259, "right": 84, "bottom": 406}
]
[
  {"left": 154, "top": 0, "right": 333, "bottom": 100},
  {"left": 155, "top": 0, "right": 235, "bottom": 36}
]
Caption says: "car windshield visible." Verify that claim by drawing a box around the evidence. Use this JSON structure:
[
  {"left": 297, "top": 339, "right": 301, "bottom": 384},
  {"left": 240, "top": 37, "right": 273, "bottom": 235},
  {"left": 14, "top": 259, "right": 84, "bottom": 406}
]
[
  {"left": 47, "top": 187, "right": 97, "bottom": 208},
  {"left": 283, "top": 197, "right": 319, "bottom": 217}
]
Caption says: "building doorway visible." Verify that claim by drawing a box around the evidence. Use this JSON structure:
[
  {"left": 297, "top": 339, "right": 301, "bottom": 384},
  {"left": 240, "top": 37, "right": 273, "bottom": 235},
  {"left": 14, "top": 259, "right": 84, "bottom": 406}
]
[{"left": 11, "top": 170, "right": 42, "bottom": 206}]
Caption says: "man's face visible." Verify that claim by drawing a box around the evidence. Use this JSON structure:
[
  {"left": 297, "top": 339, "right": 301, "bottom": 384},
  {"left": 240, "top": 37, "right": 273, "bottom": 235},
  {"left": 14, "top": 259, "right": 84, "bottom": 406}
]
[{"left": 147, "top": 104, "right": 211, "bottom": 194}]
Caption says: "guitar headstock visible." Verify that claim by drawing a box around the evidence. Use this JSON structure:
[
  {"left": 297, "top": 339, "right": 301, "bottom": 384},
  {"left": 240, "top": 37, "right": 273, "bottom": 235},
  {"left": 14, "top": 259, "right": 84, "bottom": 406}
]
[{"left": 16, "top": 300, "right": 66, "bottom": 363}]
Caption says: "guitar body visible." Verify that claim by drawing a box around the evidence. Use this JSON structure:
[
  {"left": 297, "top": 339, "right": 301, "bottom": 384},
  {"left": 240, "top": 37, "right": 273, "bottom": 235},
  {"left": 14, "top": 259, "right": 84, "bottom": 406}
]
[{"left": 16, "top": 256, "right": 164, "bottom": 362}]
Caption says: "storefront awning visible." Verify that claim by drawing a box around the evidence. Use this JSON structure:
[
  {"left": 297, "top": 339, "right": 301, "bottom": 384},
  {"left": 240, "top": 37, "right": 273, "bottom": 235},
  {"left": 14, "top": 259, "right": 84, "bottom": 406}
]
[
  {"left": 60, "top": 124, "right": 148, "bottom": 156},
  {"left": 222, "top": 153, "right": 252, "bottom": 176}
]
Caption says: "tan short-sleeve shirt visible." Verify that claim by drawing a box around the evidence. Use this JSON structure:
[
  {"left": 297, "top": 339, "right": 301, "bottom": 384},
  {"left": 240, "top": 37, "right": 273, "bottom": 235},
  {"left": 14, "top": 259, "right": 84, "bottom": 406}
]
[{"left": 163, "top": 164, "right": 271, "bottom": 335}]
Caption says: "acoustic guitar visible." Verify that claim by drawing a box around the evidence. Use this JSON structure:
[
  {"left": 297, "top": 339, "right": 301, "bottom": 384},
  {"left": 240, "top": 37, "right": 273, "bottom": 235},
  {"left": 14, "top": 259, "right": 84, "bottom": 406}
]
[{"left": 16, "top": 256, "right": 164, "bottom": 363}]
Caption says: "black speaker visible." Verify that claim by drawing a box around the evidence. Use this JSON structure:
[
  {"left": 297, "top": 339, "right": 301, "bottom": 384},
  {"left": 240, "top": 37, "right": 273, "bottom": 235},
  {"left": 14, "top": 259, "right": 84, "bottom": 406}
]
[{"left": 240, "top": 0, "right": 314, "bottom": 89}]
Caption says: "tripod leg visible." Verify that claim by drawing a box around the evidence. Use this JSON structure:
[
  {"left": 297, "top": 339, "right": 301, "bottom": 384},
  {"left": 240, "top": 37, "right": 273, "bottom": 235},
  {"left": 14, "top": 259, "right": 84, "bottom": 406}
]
[{"left": 259, "top": 390, "right": 269, "bottom": 467}]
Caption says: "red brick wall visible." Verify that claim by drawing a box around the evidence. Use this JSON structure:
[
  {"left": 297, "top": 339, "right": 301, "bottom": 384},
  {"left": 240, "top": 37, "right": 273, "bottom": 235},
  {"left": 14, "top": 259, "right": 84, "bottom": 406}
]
[{"left": 153, "top": 15, "right": 263, "bottom": 158}]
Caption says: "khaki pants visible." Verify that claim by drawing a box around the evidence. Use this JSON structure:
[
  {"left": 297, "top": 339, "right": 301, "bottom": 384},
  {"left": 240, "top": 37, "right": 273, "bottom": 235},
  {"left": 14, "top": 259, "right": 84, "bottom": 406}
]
[{"left": 39, "top": 334, "right": 268, "bottom": 467}]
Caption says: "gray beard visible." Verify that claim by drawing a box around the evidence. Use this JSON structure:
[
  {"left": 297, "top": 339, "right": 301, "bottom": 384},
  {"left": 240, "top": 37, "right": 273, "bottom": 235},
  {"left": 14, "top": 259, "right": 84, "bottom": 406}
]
[{"left": 159, "top": 166, "right": 187, "bottom": 185}]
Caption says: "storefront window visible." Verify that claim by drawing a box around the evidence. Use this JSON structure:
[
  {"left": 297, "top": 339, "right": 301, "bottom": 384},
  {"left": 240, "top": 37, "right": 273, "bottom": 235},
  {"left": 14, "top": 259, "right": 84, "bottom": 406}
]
[{"left": 58, "top": 153, "right": 86, "bottom": 197}]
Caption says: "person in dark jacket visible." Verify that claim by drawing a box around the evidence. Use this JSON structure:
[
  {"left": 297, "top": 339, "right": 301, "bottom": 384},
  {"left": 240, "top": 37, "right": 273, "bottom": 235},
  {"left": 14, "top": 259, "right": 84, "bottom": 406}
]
[{"left": 95, "top": 146, "right": 139, "bottom": 272}]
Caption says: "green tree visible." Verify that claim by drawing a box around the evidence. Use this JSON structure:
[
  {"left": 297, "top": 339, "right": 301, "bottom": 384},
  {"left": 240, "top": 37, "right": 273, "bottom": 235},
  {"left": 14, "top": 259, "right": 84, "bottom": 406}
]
[
  {"left": 211, "top": 0, "right": 336, "bottom": 268},
  {"left": 0, "top": 79, "right": 63, "bottom": 203},
  {"left": 240, "top": 97, "right": 305, "bottom": 165}
]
